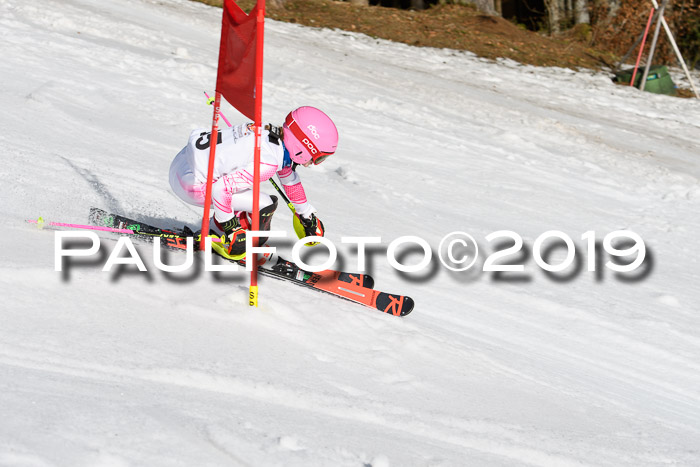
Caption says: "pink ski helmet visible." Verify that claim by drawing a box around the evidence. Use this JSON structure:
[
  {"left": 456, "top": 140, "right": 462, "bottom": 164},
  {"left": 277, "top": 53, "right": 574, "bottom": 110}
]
[{"left": 283, "top": 106, "right": 338, "bottom": 165}]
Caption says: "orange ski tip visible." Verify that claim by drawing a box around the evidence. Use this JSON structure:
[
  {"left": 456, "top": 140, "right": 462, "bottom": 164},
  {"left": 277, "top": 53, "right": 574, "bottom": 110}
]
[{"left": 383, "top": 295, "right": 404, "bottom": 316}]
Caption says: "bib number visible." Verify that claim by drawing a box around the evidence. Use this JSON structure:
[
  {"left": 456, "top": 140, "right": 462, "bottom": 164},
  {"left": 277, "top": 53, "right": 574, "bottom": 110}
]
[{"left": 195, "top": 131, "right": 223, "bottom": 150}]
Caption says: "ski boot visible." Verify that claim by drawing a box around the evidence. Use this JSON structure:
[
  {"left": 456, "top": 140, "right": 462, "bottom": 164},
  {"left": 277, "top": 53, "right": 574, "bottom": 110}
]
[{"left": 212, "top": 196, "right": 278, "bottom": 261}]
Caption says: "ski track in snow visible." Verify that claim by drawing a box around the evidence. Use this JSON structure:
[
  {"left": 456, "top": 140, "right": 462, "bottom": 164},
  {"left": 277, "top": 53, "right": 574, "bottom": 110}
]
[{"left": 1, "top": 0, "right": 700, "bottom": 465}]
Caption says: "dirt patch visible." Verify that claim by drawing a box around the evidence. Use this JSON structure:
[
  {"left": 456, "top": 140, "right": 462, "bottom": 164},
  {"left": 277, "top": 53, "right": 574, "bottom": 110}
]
[{"left": 196, "top": 0, "right": 617, "bottom": 70}]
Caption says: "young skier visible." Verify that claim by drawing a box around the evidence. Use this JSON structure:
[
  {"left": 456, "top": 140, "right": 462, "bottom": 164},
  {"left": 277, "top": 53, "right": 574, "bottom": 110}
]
[{"left": 169, "top": 106, "right": 338, "bottom": 259}]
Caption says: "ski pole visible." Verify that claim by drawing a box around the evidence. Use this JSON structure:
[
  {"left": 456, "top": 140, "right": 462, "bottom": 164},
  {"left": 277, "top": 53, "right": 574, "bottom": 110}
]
[
  {"left": 27, "top": 217, "right": 224, "bottom": 243},
  {"left": 27, "top": 217, "right": 135, "bottom": 234},
  {"left": 268, "top": 176, "right": 297, "bottom": 215}
]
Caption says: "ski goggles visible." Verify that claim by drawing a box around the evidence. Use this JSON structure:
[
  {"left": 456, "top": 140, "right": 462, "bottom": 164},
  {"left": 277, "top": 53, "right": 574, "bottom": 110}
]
[{"left": 284, "top": 114, "right": 334, "bottom": 165}]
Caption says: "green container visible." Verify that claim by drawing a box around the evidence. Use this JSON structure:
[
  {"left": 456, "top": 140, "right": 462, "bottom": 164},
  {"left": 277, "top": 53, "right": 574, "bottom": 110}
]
[{"left": 614, "top": 65, "right": 676, "bottom": 96}]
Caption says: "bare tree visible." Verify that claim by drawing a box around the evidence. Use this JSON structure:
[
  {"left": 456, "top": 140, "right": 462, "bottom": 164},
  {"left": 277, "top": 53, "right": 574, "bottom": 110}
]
[
  {"left": 574, "top": 0, "right": 590, "bottom": 23},
  {"left": 544, "top": 0, "right": 590, "bottom": 33},
  {"left": 545, "top": 0, "right": 563, "bottom": 32}
]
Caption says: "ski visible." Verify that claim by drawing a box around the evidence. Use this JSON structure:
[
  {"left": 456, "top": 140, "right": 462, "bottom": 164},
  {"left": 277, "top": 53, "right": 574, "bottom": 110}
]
[
  {"left": 88, "top": 208, "right": 191, "bottom": 249},
  {"left": 262, "top": 256, "right": 413, "bottom": 316},
  {"left": 87, "top": 208, "right": 412, "bottom": 315}
]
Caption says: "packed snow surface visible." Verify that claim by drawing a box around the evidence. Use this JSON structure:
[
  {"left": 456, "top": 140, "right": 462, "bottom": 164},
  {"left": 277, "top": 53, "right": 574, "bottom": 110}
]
[{"left": 1, "top": 0, "right": 700, "bottom": 465}]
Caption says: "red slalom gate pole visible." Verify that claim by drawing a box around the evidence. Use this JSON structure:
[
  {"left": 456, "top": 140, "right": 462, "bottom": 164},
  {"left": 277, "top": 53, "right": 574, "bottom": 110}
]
[
  {"left": 199, "top": 92, "right": 222, "bottom": 251},
  {"left": 249, "top": 1, "right": 265, "bottom": 307},
  {"left": 630, "top": 7, "right": 655, "bottom": 88}
]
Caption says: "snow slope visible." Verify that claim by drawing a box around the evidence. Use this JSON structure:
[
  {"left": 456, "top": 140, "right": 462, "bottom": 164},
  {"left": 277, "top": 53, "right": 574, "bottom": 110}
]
[{"left": 1, "top": 0, "right": 700, "bottom": 465}]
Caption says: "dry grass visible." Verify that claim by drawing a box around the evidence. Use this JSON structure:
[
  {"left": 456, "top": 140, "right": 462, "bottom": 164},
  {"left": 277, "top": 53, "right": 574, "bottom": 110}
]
[{"left": 194, "top": 0, "right": 616, "bottom": 69}]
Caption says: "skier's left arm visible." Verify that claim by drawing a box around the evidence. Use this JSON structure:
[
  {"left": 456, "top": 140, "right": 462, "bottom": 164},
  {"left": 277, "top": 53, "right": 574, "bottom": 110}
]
[
  {"left": 278, "top": 166, "right": 324, "bottom": 237},
  {"left": 278, "top": 166, "right": 316, "bottom": 218}
]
